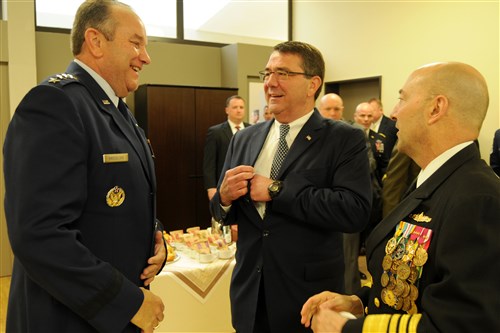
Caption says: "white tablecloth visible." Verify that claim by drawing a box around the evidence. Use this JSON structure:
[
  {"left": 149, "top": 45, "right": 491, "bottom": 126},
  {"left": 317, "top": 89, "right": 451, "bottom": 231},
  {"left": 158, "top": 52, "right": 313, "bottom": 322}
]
[{"left": 151, "top": 253, "right": 235, "bottom": 333}]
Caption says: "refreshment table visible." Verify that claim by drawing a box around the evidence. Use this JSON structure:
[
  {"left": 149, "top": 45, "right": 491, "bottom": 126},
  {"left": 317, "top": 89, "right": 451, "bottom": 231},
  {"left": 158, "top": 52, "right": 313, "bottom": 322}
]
[{"left": 151, "top": 251, "right": 235, "bottom": 333}]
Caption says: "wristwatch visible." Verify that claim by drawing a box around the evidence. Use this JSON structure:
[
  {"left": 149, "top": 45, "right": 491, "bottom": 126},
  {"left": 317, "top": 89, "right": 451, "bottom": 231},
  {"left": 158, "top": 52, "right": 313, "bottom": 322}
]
[{"left": 268, "top": 180, "right": 283, "bottom": 199}]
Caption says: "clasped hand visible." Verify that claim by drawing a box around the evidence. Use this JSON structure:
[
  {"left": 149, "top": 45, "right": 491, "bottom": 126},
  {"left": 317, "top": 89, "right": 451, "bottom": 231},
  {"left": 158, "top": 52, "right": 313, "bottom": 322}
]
[
  {"left": 300, "top": 291, "right": 363, "bottom": 333},
  {"left": 141, "top": 231, "right": 167, "bottom": 286},
  {"left": 219, "top": 165, "right": 274, "bottom": 205}
]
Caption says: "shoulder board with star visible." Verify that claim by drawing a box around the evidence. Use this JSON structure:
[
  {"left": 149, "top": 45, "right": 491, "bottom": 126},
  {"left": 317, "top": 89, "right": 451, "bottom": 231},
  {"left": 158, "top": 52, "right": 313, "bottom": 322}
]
[{"left": 46, "top": 73, "right": 79, "bottom": 86}]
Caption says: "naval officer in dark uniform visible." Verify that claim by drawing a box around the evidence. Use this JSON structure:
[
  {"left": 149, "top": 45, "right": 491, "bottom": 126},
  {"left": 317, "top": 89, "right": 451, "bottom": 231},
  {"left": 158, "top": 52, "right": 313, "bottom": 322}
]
[
  {"left": 301, "top": 62, "right": 500, "bottom": 333},
  {"left": 3, "top": 1, "right": 166, "bottom": 332}
]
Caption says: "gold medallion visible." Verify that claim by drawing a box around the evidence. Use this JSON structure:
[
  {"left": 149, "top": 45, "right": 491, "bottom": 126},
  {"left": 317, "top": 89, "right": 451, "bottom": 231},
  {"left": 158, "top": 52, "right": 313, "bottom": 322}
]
[
  {"left": 397, "top": 263, "right": 411, "bottom": 280},
  {"left": 413, "top": 247, "right": 428, "bottom": 266},
  {"left": 388, "top": 275, "right": 397, "bottom": 290},
  {"left": 395, "top": 296, "right": 403, "bottom": 310},
  {"left": 381, "top": 271, "right": 389, "bottom": 287},
  {"left": 394, "top": 279, "right": 405, "bottom": 297},
  {"left": 384, "top": 289, "right": 397, "bottom": 307},
  {"left": 106, "top": 186, "right": 125, "bottom": 207},
  {"left": 382, "top": 254, "right": 393, "bottom": 271},
  {"left": 409, "top": 284, "right": 419, "bottom": 301},
  {"left": 408, "top": 267, "right": 419, "bottom": 284},
  {"left": 402, "top": 297, "right": 411, "bottom": 312},
  {"left": 391, "top": 260, "right": 401, "bottom": 274},
  {"left": 408, "top": 301, "right": 418, "bottom": 314},
  {"left": 385, "top": 237, "right": 398, "bottom": 254},
  {"left": 402, "top": 281, "right": 411, "bottom": 298}
]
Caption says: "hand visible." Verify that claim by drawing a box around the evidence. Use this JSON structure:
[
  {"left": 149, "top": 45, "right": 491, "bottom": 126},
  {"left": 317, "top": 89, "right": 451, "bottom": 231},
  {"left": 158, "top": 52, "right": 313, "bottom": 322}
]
[
  {"left": 141, "top": 231, "right": 166, "bottom": 286},
  {"left": 301, "top": 291, "right": 338, "bottom": 327},
  {"left": 301, "top": 292, "right": 363, "bottom": 327},
  {"left": 207, "top": 188, "right": 217, "bottom": 200},
  {"left": 219, "top": 165, "right": 255, "bottom": 206},
  {"left": 249, "top": 174, "right": 274, "bottom": 202},
  {"left": 131, "top": 288, "right": 165, "bottom": 333},
  {"left": 311, "top": 306, "right": 348, "bottom": 333}
]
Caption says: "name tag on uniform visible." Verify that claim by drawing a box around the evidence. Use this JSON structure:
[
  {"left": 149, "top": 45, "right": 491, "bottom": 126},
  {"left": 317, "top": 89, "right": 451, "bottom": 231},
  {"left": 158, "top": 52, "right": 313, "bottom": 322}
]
[{"left": 103, "top": 153, "right": 129, "bottom": 163}]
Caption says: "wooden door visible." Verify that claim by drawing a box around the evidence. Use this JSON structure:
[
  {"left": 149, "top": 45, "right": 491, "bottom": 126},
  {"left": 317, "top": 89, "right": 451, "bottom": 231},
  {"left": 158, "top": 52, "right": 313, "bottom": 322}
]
[
  {"left": 135, "top": 85, "right": 237, "bottom": 232},
  {"left": 194, "top": 88, "right": 238, "bottom": 228}
]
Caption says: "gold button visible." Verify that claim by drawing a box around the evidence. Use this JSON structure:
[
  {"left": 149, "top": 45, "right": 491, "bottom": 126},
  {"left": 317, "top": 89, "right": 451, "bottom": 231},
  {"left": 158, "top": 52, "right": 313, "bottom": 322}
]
[
  {"left": 374, "top": 297, "right": 380, "bottom": 308},
  {"left": 365, "top": 306, "right": 369, "bottom": 315}
]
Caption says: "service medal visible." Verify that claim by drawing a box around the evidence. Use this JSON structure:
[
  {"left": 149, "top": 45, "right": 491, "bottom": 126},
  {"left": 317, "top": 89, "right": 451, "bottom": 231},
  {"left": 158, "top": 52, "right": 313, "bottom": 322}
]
[
  {"left": 381, "top": 271, "right": 389, "bottom": 287},
  {"left": 409, "top": 284, "right": 419, "bottom": 301},
  {"left": 413, "top": 247, "right": 428, "bottom": 266},
  {"left": 397, "top": 263, "right": 411, "bottom": 280},
  {"left": 394, "top": 279, "right": 405, "bottom": 297},
  {"left": 385, "top": 237, "right": 398, "bottom": 254},
  {"left": 106, "top": 186, "right": 125, "bottom": 207},
  {"left": 382, "top": 254, "right": 393, "bottom": 271},
  {"left": 383, "top": 289, "right": 397, "bottom": 307}
]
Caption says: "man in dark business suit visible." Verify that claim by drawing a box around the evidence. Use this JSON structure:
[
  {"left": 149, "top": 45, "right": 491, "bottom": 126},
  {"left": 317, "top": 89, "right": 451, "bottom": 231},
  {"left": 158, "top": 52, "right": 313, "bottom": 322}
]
[
  {"left": 210, "top": 41, "right": 372, "bottom": 332},
  {"left": 3, "top": 1, "right": 165, "bottom": 332},
  {"left": 369, "top": 98, "right": 398, "bottom": 179},
  {"left": 203, "top": 95, "right": 250, "bottom": 200},
  {"left": 301, "top": 62, "right": 500, "bottom": 333}
]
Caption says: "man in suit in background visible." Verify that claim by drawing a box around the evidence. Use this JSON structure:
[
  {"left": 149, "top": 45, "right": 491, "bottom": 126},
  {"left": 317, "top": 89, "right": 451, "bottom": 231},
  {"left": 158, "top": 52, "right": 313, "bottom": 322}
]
[
  {"left": 490, "top": 128, "right": 500, "bottom": 176},
  {"left": 301, "top": 61, "right": 500, "bottom": 333},
  {"left": 369, "top": 98, "right": 398, "bottom": 178},
  {"left": 203, "top": 95, "right": 249, "bottom": 200},
  {"left": 3, "top": 1, "right": 166, "bottom": 332},
  {"left": 263, "top": 105, "right": 274, "bottom": 121},
  {"left": 318, "top": 93, "right": 345, "bottom": 121},
  {"left": 381, "top": 144, "right": 421, "bottom": 217},
  {"left": 210, "top": 41, "right": 372, "bottom": 332}
]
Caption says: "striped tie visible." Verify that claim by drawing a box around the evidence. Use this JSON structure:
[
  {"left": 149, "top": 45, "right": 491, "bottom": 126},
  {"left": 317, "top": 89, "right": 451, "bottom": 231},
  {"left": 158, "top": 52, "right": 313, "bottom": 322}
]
[{"left": 270, "top": 124, "right": 290, "bottom": 180}]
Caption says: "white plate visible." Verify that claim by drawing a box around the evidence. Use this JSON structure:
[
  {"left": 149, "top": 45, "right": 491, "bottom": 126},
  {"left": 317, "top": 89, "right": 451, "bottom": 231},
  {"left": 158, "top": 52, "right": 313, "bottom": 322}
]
[{"left": 165, "top": 253, "right": 180, "bottom": 265}]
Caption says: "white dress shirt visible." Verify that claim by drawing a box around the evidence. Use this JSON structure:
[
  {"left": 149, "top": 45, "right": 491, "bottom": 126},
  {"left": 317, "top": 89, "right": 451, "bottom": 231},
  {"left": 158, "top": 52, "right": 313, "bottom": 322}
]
[{"left": 416, "top": 141, "right": 474, "bottom": 188}]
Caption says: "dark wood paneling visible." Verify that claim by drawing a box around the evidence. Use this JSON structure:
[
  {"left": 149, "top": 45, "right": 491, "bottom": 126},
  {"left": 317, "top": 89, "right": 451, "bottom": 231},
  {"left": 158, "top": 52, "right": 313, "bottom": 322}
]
[{"left": 135, "top": 85, "right": 237, "bottom": 232}]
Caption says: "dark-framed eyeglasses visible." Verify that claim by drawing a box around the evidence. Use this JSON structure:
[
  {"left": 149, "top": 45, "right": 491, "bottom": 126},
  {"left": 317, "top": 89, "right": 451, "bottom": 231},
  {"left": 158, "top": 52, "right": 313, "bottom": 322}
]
[{"left": 258, "top": 69, "right": 314, "bottom": 82}]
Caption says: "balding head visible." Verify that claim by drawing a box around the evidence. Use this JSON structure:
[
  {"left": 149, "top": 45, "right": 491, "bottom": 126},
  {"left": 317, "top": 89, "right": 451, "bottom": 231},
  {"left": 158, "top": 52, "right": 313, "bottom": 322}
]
[
  {"left": 319, "top": 93, "right": 344, "bottom": 120},
  {"left": 391, "top": 62, "right": 489, "bottom": 168},
  {"left": 413, "top": 62, "right": 489, "bottom": 132},
  {"left": 354, "top": 102, "right": 374, "bottom": 130}
]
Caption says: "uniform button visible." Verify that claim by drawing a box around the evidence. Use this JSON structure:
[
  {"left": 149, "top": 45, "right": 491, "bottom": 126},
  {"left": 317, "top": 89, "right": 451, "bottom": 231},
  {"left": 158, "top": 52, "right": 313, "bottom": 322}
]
[
  {"left": 365, "top": 306, "right": 369, "bottom": 315},
  {"left": 256, "top": 266, "right": 261, "bottom": 273},
  {"left": 374, "top": 297, "right": 380, "bottom": 308},
  {"left": 263, "top": 230, "right": 269, "bottom": 237}
]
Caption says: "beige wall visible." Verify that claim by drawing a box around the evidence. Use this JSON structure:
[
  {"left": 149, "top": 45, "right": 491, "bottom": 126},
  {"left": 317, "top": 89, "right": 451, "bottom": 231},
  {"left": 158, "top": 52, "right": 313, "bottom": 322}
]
[
  {"left": 294, "top": 0, "right": 499, "bottom": 161},
  {"left": 1, "top": 20, "right": 12, "bottom": 275},
  {"left": 35, "top": 31, "right": 272, "bottom": 112}
]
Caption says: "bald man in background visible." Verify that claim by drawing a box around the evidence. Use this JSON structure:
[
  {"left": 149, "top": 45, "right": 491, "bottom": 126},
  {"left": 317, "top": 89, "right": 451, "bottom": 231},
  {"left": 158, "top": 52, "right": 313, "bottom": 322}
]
[{"left": 319, "top": 93, "right": 345, "bottom": 121}]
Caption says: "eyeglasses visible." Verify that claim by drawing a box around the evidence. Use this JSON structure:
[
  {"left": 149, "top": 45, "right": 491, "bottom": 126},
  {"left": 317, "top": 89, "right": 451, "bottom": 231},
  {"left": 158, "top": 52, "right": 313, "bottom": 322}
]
[{"left": 258, "top": 69, "right": 314, "bottom": 82}]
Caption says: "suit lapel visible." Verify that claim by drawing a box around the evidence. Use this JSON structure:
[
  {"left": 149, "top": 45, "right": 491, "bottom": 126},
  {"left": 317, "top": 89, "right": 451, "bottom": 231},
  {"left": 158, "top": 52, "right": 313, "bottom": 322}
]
[
  {"left": 222, "top": 122, "right": 233, "bottom": 141},
  {"left": 248, "top": 120, "right": 273, "bottom": 166},
  {"left": 277, "top": 110, "right": 323, "bottom": 179}
]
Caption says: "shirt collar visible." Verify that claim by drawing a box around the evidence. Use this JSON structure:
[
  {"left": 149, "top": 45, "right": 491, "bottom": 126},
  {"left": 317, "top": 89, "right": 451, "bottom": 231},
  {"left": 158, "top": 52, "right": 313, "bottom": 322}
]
[
  {"left": 227, "top": 119, "right": 244, "bottom": 133},
  {"left": 416, "top": 141, "right": 474, "bottom": 187},
  {"left": 272, "top": 109, "right": 314, "bottom": 142},
  {"left": 371, "top": 116, "right": 382, "bottom": 131},
  {"left": 74, "top": 59, "right": 120, "bottom": 107}
]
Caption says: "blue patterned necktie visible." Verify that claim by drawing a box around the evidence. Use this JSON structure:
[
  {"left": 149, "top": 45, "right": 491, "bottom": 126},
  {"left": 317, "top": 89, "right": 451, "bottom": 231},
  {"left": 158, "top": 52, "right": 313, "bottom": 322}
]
[{"left": 270, "top": 124, "right": 290, "bottom": 180}]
